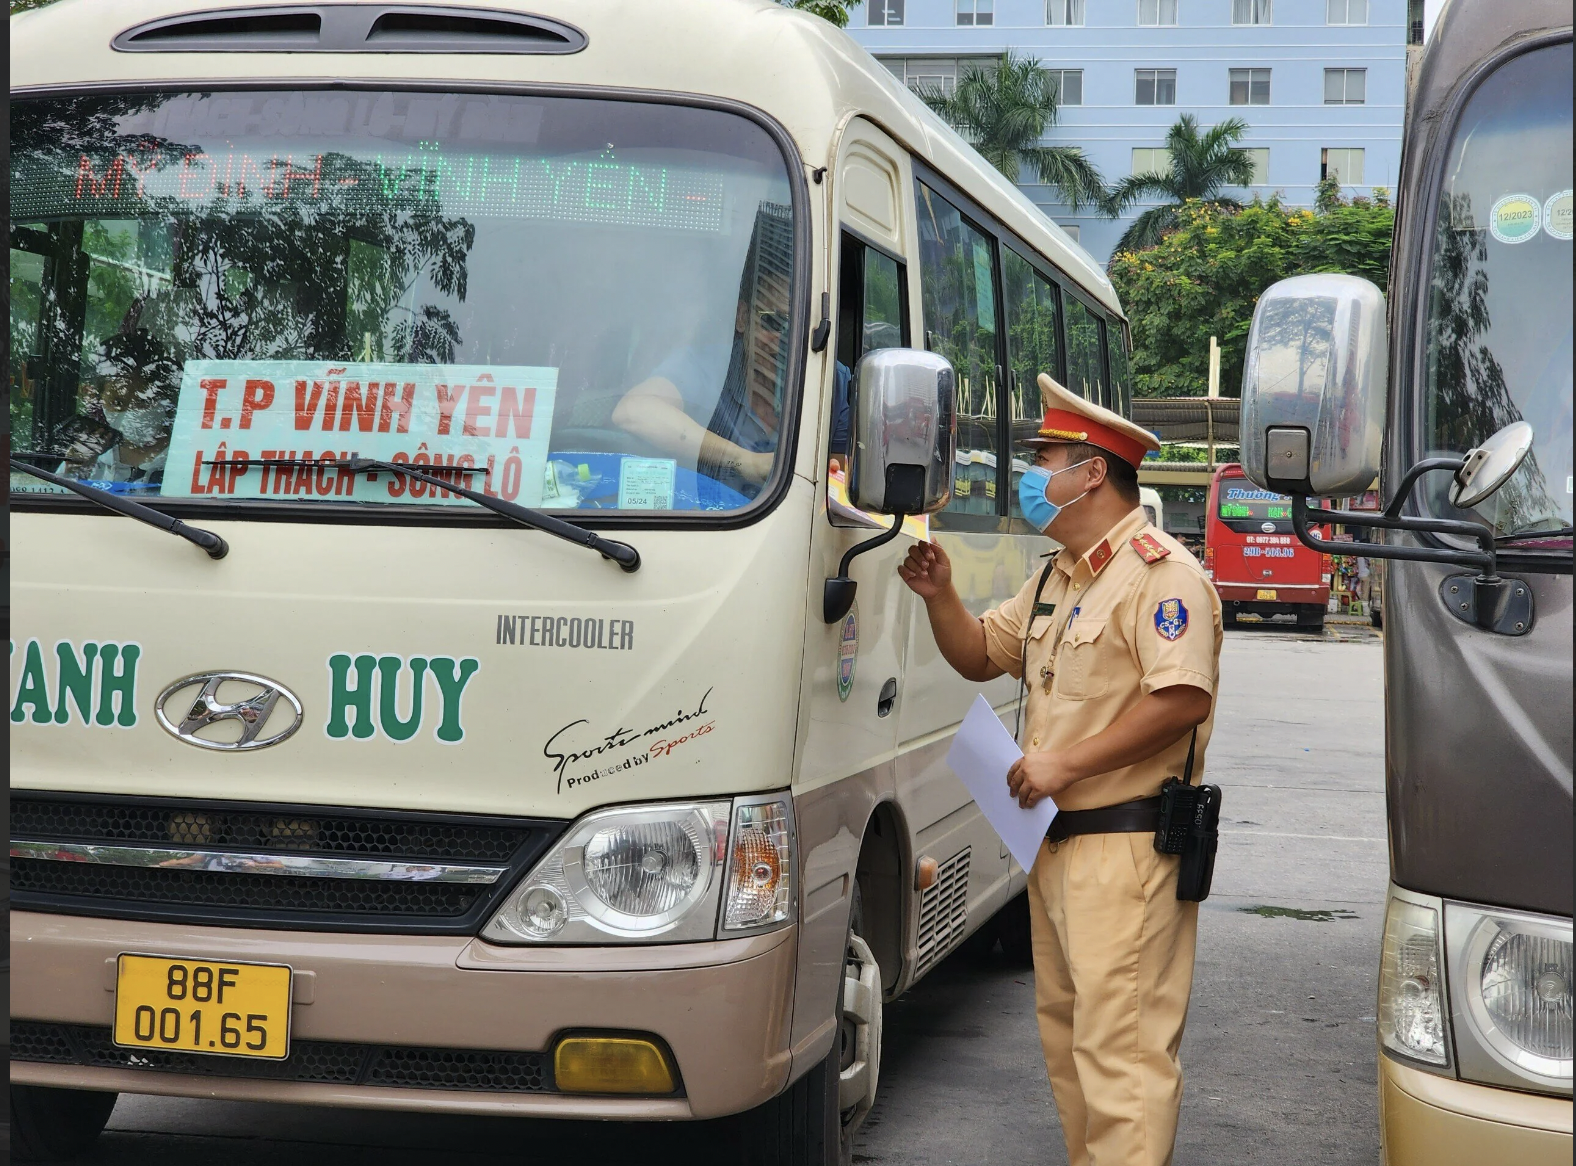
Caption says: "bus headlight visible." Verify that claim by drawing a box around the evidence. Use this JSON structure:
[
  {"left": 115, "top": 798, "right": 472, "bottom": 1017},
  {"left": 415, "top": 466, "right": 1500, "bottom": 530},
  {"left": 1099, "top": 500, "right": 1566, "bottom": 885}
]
[
  {"left": 1460, "top": 909, "right": 1573, "bottom": 1085},
  {"left": 1378, "top": 890, "right": 1450, "bottom": 1070},
  {"left": 482, "top": 801, "right": 730, "bottom": 944}
]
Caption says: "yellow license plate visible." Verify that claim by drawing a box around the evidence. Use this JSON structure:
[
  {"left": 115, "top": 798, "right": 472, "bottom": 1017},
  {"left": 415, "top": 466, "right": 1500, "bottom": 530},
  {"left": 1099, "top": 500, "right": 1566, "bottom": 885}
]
[
  {"left": 114, "top": 954, "right": 291, "bottom": 1060},
  {"left": 1256, "top": 589, "right": 1278, "bottom": 600}
]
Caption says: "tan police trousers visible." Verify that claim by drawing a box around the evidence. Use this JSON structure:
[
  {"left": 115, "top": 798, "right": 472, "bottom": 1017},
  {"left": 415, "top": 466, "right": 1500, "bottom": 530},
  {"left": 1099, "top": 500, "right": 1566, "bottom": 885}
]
[{"left": 1027, "top": 833, "right": 1199, "bottom": 1166}]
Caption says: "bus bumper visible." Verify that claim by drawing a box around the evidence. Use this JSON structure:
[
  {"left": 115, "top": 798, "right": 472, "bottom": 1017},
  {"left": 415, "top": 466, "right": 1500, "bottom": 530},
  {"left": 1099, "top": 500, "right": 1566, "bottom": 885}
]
[
  {"left": 1380, "top": 1053, "right": 1573, "bottom": 1166},
  {"left": 9, "top": 910, "right": 798, "bottom": 1119}
]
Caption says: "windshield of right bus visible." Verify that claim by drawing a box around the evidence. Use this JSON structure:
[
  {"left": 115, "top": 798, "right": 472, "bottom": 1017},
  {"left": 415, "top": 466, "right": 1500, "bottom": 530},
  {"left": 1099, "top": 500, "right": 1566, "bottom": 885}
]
[{"left": 1422, "top": 41, "right": 1573, "bottom": 544}]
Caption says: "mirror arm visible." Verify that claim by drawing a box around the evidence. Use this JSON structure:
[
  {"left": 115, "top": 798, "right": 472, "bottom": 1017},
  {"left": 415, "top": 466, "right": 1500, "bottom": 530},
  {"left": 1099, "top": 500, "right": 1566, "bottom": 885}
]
[
  {"left": 1290, "top": 496, "right": 1497, "bottom": 576},
  {"left": 823, "top": 513, "right": 907, "bottom": 624},
  {"left": 1382, "top": 457, "right": 1466, "bottom": 519}
]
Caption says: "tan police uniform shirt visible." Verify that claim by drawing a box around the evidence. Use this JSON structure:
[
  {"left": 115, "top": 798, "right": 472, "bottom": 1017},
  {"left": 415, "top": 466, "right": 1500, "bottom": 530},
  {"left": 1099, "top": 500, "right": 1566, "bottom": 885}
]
[{"left": 980, "top": 507, "right": 1223, "bottom": 811}]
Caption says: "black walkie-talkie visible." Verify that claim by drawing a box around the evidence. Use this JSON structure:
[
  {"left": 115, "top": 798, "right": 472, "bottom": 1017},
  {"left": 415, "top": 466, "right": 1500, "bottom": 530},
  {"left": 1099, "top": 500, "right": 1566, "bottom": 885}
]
[{"left": 1153, "top": 729, "right": 1222, "bottom": 902}]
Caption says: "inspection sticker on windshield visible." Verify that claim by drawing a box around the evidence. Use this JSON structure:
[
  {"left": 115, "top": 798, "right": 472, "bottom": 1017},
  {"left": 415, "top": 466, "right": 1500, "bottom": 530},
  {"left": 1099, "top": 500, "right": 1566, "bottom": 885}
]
[
  {"left": 1544, "top": 190, "right": 1573, "bottom": 241},
  {"left": 163, "top": 361, "right": 558, "bottom": 506},
  {"left": 1489, "top": 194, "right": 1541, "bottom": 244}
]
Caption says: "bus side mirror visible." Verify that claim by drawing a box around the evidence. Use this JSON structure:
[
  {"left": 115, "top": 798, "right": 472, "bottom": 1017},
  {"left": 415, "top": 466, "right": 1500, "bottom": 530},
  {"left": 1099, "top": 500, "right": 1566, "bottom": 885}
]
[
  {"left": 823, "top": 349, "right": 958, "bottom": 624},
  {"left": 1239, "top": 274, "right": 1387, "bottom": 498},
  {"left": 847, "top": 348, "right": 958, "bottom": 516}
]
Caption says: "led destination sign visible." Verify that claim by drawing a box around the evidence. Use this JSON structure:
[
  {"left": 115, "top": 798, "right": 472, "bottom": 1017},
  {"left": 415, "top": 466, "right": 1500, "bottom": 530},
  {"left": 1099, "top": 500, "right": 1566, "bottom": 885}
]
[{"left": 13, "top": 147, "right": 728, "bottom": 233}]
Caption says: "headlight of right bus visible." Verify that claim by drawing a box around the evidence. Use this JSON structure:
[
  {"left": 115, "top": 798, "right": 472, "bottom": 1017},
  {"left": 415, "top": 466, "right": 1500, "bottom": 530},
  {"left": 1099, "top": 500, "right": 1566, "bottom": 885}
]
[{"left": 482, "top": 794, "right": 795, "bottom": 944}]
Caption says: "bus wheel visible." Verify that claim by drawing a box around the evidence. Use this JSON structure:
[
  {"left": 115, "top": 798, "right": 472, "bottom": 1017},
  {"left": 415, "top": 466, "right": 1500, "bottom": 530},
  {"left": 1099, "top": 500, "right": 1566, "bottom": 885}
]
[
  {"left": 1297, "top": 608, "right": 1325, "bottom": 632},
  {"left": 10, "top": 1085, "right": 118, "bottom": 1163},
  {"left": 734, "top": 887, "right": 880, "bottom": 1166}
]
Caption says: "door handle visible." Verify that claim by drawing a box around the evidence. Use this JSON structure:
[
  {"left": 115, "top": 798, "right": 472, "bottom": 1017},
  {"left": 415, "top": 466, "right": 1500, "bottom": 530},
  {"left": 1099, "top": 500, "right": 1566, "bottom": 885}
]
[{"left": 877, "top": 677, "right": 897, "bottom": 718}]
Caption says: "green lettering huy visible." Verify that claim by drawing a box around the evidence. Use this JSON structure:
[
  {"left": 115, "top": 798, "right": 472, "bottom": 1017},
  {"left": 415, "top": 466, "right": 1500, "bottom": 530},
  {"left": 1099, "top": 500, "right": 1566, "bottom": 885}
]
[
  {"left": 428, "top": 656, "right": 481, "bottom": 743},
  {"left": 378, "top": 655, "right": 427, "bottom": 742},
  {"left": 327, "top": 653, "right": 378, "bottom": 739}
]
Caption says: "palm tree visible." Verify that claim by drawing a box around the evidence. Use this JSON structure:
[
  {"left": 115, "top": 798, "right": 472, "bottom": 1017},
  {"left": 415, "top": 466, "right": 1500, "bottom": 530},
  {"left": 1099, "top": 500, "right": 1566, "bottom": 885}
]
[
  {"left": 919, "top": 52, "right": 1108, "bottom": 212},
  {"left": 1107, "top": 114, "right": 1257, "bottom": 255},
  {"left": 781, "top": 0, "right": 861, "bottom": 28}
]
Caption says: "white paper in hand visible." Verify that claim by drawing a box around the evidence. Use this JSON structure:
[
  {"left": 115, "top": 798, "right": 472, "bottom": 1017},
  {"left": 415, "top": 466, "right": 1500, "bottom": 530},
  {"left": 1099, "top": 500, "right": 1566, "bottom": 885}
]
[{"left": 945, "top": 694, "right": 1058, "bottom": 872}]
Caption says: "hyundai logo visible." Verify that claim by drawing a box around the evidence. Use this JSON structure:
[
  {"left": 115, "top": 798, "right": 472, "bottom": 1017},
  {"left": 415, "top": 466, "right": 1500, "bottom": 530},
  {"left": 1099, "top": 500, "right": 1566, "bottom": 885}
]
[
  {"left": 1261, "top": 522, "right": 1276, "bottom": 533},
  {"left": 155, "top": 672, "right": 303, "bottom": 751}
]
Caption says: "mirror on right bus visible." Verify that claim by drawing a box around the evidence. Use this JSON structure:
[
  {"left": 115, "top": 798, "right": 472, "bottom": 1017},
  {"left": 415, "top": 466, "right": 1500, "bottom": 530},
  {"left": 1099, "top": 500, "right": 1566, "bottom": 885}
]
[
  {"left": 1238, "top": 273, "right": 1388, "bottom": 498},
  {"left": 847, "top": 347, "right": 958, "bottom": 516}
]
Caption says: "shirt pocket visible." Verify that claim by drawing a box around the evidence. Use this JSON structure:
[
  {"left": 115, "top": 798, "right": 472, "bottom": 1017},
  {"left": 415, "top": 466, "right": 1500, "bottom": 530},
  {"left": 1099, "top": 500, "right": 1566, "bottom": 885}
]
[{"left": 1053, "top": 618, "right": 1111, "bottom": 701}]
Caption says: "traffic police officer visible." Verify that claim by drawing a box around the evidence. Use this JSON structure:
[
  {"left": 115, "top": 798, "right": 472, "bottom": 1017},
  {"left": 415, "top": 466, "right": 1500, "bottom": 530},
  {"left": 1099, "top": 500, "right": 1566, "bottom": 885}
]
[{"left": 899, "top": 374, "right": 1222, "bottom": 1166}]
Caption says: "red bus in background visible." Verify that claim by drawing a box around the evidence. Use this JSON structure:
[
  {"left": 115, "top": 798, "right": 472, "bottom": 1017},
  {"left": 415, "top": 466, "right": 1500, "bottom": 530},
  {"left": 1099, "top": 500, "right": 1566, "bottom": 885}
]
[{"left": 1204, "top": 464, "right": 1332, "bottom": 631}]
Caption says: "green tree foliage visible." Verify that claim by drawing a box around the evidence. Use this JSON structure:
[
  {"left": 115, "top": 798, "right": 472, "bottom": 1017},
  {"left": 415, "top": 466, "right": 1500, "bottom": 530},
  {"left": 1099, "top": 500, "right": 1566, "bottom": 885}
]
[
  {"left": 1109, "top": 190, "right": 1394, "bottom": 399},
  {"left": 781, "top": 0, "right": 862, "bottom": 28},
  {"left": 919, "top": 51, "right": 1108, "bottom": 212},
  {"left": 1106, "top": 114, "right": 1257, "bottom": 255}
]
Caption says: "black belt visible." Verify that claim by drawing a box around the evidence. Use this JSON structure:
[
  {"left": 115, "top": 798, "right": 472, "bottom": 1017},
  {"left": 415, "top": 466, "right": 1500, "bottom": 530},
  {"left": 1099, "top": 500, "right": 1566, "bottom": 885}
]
[{"left": 1046, "top": 795, "right": 1163, "bottom": 844}]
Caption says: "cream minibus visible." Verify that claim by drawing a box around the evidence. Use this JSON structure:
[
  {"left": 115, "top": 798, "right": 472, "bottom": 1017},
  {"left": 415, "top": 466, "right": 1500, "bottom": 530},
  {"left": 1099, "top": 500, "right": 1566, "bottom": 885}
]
[{"left": 7, "top": 2, "right": 1137, "bottom": 1161}]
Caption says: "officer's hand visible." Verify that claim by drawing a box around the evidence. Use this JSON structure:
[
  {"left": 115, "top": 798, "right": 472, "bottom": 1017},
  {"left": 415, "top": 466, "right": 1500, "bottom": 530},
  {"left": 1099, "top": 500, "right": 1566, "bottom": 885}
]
[
  {"left": 1006, "top": 752, "right": 1077, "bottom": 809},
  {"left": 897, "top": 541, "right": 952, "bottom": 600}
]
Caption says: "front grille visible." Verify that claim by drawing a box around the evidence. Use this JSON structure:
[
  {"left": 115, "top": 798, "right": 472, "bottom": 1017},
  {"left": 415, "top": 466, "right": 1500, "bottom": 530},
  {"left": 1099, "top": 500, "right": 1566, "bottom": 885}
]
[
  {"left": 12, "top": 797, "right": 526, "bottom": 861},
  {"left": 12, "top": 859, "right": 482, "bottom": 916},
  {"left": 11, "top": 792, "right": 565, "bottom": 934},
  {"left": 914, "top": 846, "right": 970, "bottom": 977},
  {"left": 11, "top": 1021, "right": 553, "bottom": 1093}
]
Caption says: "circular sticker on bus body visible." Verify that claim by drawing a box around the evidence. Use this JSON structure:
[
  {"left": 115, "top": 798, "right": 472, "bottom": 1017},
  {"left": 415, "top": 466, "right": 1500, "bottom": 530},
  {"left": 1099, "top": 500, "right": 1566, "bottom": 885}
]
[
  {"left": 837, "top": 605, "right": 858, "bottom": 702},
  {"left": 1544, "top": 190, "right": 1573, "bottom": 240},
  {"left": 1489, "top": 193, "right": 1541, "bottom": 244}
]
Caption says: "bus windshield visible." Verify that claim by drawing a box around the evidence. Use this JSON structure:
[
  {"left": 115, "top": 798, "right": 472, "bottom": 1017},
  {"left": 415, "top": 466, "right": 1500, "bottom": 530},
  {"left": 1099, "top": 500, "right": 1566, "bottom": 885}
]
[
  {"left": 1422, "top": 42, "right": 1573, "bottom": 543},
  {"left": 9, "top": 91, "right": 798, "bottom": 516}
]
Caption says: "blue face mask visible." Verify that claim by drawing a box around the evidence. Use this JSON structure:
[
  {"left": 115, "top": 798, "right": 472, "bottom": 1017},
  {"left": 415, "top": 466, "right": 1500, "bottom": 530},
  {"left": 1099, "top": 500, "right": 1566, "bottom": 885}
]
[{"left": 1018, "top": 459, "right": 1092, "bottom": 533}]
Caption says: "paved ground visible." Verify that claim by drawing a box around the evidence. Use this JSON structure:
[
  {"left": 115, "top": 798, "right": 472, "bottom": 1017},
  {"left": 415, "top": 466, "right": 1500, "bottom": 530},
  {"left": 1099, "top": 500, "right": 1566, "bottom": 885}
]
[{"left": 77, "top": 623, "right": 1387, "bottom": 1165}]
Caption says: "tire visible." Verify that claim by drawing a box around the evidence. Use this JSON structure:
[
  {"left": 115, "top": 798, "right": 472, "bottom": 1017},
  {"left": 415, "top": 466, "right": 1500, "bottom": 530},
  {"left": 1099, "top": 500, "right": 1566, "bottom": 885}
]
[
  {"left": 1370, "top": 607, "right": 1383, "bottom": 629},
  {"left": 733, "top": 885, "right": 881, "bottom": 1166},
  {"left": 10, "top": 1085, "right": 118, "bottom": 1163},
  {"left": 1296, "top": 608, "right": 1325, "bottom": 632}
]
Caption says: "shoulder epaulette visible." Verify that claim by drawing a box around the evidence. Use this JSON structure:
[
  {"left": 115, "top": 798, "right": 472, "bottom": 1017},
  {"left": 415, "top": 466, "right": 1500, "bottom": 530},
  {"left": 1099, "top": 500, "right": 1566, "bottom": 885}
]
[{"left": 1130, "top": 532, "right": 1171, "bottom": 565}]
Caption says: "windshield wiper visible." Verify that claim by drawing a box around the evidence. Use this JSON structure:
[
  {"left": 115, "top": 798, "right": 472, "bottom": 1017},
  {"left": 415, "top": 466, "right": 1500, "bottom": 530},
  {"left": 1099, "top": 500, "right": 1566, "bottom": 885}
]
[
  {"left": 1496, "top": 526, "right": 1574, "bottom": 545},
  {"left": 217, "top": 457, "right": 641, "bottom": 572},
  {"left": 10, "top": 458, "right": 229, "bottom": 559}
]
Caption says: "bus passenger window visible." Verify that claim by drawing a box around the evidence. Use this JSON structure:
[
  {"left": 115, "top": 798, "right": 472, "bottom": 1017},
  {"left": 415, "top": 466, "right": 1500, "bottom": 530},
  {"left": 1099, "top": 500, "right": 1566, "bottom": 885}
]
[
  {"left": 833, "top": 233, "right": 908, "bottom": 467},
  {"left": 916, "top": 181, "right": 1001, "bottom": 524},
  {"left": 1108, "top": 321, "right": 1134, "bottom": 417},
  {"left": 1063, "top": 294, "right": 1104, "bottom": 405},
  {"left": 1003, "top": 249, "right": 1061, "bottom": 522}
]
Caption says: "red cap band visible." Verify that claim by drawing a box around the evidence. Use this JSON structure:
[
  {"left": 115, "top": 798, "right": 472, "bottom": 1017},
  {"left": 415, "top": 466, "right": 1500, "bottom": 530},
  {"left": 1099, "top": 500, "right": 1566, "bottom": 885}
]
[{"left": 1036, "top": 408, "right": 1147, "bottom": 469}]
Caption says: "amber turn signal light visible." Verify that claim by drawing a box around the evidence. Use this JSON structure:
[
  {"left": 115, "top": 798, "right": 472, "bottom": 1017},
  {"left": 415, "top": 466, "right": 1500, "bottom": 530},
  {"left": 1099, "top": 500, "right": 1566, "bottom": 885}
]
[{"left": 553, "top": 1034, "right": 677, "bottom": 1095}]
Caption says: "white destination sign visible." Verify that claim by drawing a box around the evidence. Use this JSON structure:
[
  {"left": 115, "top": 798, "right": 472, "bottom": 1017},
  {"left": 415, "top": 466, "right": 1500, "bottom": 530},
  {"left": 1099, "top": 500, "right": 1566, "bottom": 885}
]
[{"left": 163, "top": 360, "right": 558, "bottom": 507}]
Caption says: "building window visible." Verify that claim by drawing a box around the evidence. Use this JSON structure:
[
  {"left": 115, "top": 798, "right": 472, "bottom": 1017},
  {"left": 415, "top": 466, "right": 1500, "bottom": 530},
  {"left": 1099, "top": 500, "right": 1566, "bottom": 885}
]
[
  {"left": 1046, "top": 0, "right": 1085, "bottom": 26},
  {"left": 1229, "top": 68, "right": 1271, "bottom": 105},
  {"left": 957, "top": 0, "right": 993, "bottom": 25},
  {"left": 1407, "top": 0, "right": 1425, "bottom": 44},
  {"left": 1326, "top": 0, "right": 1366, "bottom": 24},
  {"left": 1242, "top": 147, "right": 1270, "bottom": 184},
  {"left": 883, "top": 57, "right": 998, "bottom": 98},
  {"left": 1138, "top": 0, "right": 1178, "bottom": 25},
  {"left": 1135, "top": 68, "right": 1178, "bottom": 105},
  {"left": 1232, "top": 0, "right": 1271, "bottom": 25},
  {"left": 1057, "top": 223, "right": 1081, "bottom": 242},
  {"left": 868, "top": 0, "right": 904, "bottom": 26},
  {"left": 1132, "top": 148, "right": 1173, "bottom": 177},
  {"left": 1324, "top": 68, "right": 1367, "bottom": 104},
  {"left": 1046, "top": 68, "right": 1084, "bottom": 106},
  {"left": 1321, "top": 147, "right": 1365, "bottom": 184}
]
